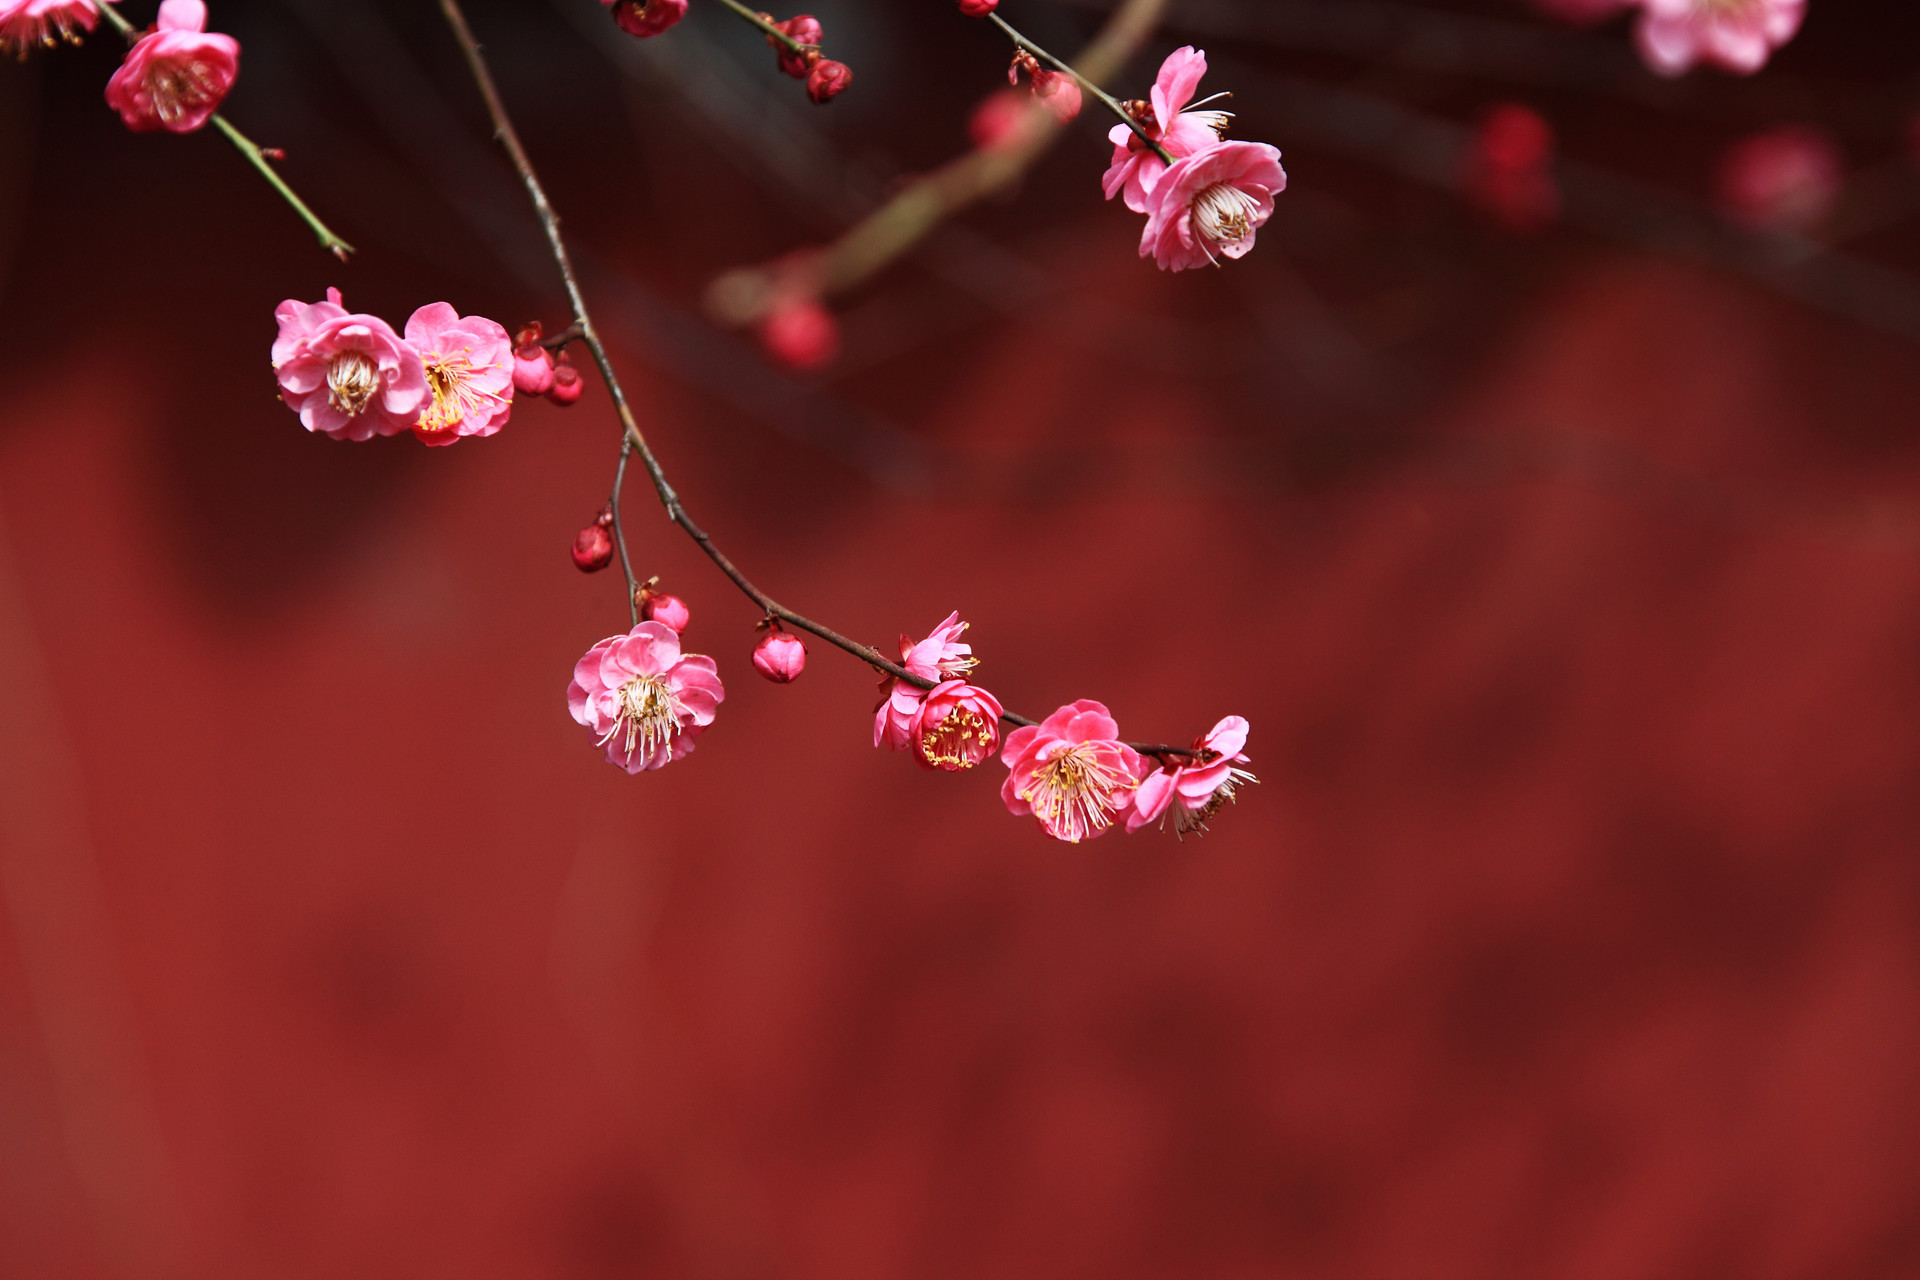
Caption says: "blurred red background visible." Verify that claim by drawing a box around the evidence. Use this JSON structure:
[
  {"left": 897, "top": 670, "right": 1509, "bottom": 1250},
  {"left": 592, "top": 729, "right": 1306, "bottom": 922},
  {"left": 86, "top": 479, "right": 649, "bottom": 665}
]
[{"left": 5, "top": 1, "right": 1920, "bottom": 1276}]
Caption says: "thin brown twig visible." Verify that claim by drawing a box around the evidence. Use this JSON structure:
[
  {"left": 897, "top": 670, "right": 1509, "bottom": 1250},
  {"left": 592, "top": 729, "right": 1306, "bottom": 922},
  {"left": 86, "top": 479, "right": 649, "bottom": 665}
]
[
  {"left": 435, "top": 0, "right": 1197, "bottom": 761},
  {"left": 709, "top": 0, "right": 814, "bottom": 57}
]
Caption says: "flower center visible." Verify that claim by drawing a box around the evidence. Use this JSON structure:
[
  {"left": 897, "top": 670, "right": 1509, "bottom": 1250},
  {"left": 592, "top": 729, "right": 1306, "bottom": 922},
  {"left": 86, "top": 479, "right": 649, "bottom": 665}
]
[
  {"left": 920, "top": 706, "right": 993, "bottom": 770},
  {"left": 599, "top": 673, "right": 685, "bottom": 764},
  {"left": 326, "top": 352, "right": 380, "bottom": 418},
  {"left": 146, "top": 58, "right": 224, "bottom": 126},
  {"left": 418, "top": 352, "right": 491, "bottom": 435},
  {"left": 1191, "top": 182, "right": 1261, "bottom": 248},
  {"left": 1020, "top": 744, "right": 1131, "bottom": 843}
]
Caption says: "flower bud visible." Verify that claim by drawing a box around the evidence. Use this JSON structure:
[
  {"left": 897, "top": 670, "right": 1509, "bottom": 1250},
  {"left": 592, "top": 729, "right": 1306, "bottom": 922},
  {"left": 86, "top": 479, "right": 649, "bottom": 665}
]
[
  {"left": 546, "top": 361, "right": 584, "bottom": 406},
  {"left": 757, "top": 299, "right": 840, "bottom": 370},
  {"left": 969, "top": 90, "right": 1028, "bottom": 149},
  {"left": 607, "top": 0, "right": 688, "bottom": 38},
  {"left": 772, "top": 14, "right": 822, "bottom": 78},
  {"left": 513, "top": 343, "right": 555, "bottom": 396},
  {"left": 1030, "top": 69, "right": 1082, "bottom": 123},
  {"left": 806, "top": 58, "right": 853, "bottom": 105},
  {"left": 572, "top": 523, "right": 614, "bottom": 573},
  {"left": 640, "top": 591, "right": 690, "bottom": 633},
  {"left": 752, "top": 629, "right": 807, "bottom": 683},
  {"left": 957, "top": 0, "right": 998, "bottom": 13}
]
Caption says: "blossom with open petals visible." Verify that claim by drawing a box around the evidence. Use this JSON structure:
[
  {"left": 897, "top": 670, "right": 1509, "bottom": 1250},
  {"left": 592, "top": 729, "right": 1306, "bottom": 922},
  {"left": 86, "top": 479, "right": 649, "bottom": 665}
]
[
  {"left": 604, "top": 0, "right": 686, "bottom": 39},
  {"left": 1634, "top": 0, "right": 1804, "bottom": 77},
  {"left": 103, "top": 0, "right": 238, "bottom": 134},
  {"left": 1127, "top": 716, "right": 1257, "bottom": 837},
  {"left": 915, "top": 680, "right": 1004, "bottom": 772},
  {"left": 0, "top": 0, "right": 97, "bottom": 57},
  {"left": 1000, "top": 700, "right": 1144, "bottom": 843},
  {"left": 403, "top": 303, "right": 514, "bottom": 447},
  {"left": 1102, "top": 46, "right": 1234, "bottom": 213},
  {"left": 568, "top": 622, "right": 725, "bottom": 774},
  {"left": 1138, "top": 140, "right": 1286, "bottom": 272},
  {"left": 875, "top": 612, "right": 982, "bottom": 751},
  {"left": 272, "top": 289, "right": 428, "bottom": 442}
]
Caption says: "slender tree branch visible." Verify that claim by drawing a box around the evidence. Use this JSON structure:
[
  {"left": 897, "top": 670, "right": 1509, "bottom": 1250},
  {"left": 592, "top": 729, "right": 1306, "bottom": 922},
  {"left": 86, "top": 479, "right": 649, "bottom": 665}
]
[
  {"left": 436, "top": 0, "right": 1196, "bottom": 761},
  {"left": 94, "top": 0, "right": 354, "bottom": 259},
  {"left": 609, "top": 444, "right": 641, "bottom": 626},
  {"left": 988, "top": 10, "right": 1173, "bottom": 164}
]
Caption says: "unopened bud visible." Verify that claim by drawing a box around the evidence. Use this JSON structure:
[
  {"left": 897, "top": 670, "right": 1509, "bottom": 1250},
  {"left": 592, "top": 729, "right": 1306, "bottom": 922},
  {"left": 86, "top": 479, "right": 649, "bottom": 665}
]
[
  {"left": 1030, "top": 69, "right": 1082, "bottom": 123},
  {"left": 513, "top": 343, "right": 556, "bottom": 396},
  {"left": 772, "top": 14, "right": 822, "bottom": 78},
  {"left": 640, "top": 590, "right": 690, "bottom": 633},
  {"left": 806, "top": 58, "right": 853, "bottom": 105},
  {"left": 610, "top": 0, "right": 689, "bottom": 39},
  {"left": 757, "top": 299, "right": 840, "bottom": 370},
  {"left": 547, "top": 360, "right": 584, "bottom": 406},
  {"left": 957, "top": 0, "right": 997, "bottom": 14},
  {"left": 572, "top": 523, "right": 614, "bottom": 573},
  {"left": 753, "top": 629, "right": 807, "bottom": 683}
]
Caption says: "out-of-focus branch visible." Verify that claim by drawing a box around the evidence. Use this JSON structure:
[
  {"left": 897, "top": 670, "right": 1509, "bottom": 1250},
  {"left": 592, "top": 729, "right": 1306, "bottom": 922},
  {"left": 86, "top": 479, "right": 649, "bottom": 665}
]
[{"left": 705, "top": 0, "right": 1169, "bottom": 328}]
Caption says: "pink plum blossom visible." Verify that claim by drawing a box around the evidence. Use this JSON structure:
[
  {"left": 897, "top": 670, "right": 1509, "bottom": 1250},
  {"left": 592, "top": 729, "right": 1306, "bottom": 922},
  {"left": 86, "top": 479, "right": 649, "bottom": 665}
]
[
  {"left": 512, "top": 342, "right": 555, "bottom": 396},
  {"left": 753, "top": 629, "right": 808, "bottom": 683},
  {"left": 403, "top": 303, "right": 514, "bottom": 447},
  {"left": 604, "top": 0, "right": 686, "bottom": 39},
  {"left": 1127, "top": 716, "right": 1257, "bottom": 837},
  {"left": 1715, "top": 125, "right": 1841, "bottom": 232},
  {"left": 1029, "top": 69, "right": 1081, "bottom": 124},
  {"left": 1103, "top": 46, "right": 1234, "bottom": 213},
  {"left": 874, "top": 677, "right": 929, "bottom": 754},
  {"left": 0, "top": 0, "right": 97, "bottom": 57},
  {"left": 103, "top": 0, "right": 238, "bottom": 134},
  {"left": 567, "top": 622, "right": 725, "bottom": 774},
  {"left": 915, "top": 680, "right": 1004, "bottom": 772},
  {"left": 875, "top": 612, "right": 981, "bottom": 753},
  {"left": 1138, "top": 139, "right": 1286, "bottom": 272},
  {"left": 1000, "top": 700, "right": 1145, "bottom": 843},
  {"left": 272, "top": 288, "right": 428, "bottom": 442},
  {"left": 1634, "top": 0, "right": 1805, "bottom": 77}
]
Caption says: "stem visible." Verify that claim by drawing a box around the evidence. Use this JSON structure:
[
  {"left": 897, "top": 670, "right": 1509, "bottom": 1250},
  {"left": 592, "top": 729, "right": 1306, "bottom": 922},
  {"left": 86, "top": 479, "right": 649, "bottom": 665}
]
[
  {"left": 710, "top": 0, "right": 814, "bottom": 56},
  {"left": 988, "top": 11, "right": 1174, "bottom": 165},
  {"left": 609, "top": 444, "right": 641, "bottom": 627},
  {"left": 94, "top": 1, "right": 354, "bottom": 259},
  {"left": 436, "top": 0, "right": 1196, "bottom": 760}
]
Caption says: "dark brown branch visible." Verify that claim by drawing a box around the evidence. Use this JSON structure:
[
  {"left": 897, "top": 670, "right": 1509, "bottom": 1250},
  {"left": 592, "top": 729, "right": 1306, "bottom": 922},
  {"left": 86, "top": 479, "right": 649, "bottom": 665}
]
[{"left": 435, "top": 0, "right": 1197, "bottom": 761}]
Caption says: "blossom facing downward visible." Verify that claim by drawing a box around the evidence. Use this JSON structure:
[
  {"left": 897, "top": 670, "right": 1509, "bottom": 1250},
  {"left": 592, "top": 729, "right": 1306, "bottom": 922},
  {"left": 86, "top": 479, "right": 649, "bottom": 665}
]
[
  {"left": 1634, "top": 0, "right": 1805, "bottom": 77},
  {"left": 1001, "top": 700, "right": 1145, "bottom": 843},
  {"left": 0, "top": 0, "right": 98, "bottom": 58},
  {"left": 915, "top": 680, "right": 1004, "bottom": 772},
  {"left": 1127, "top": 716, "right": 1257, "bottom": 837},
  {"left": 403, "top": 303, "right": 514, "bottom": 447},
  {"left": 568, "top": 622, "right": 725, "bottom": 774},
  {"left": 272, "top": 289, "right": 428, "bottom": 442},
  {"left": 604, "top": 0, "right": 687, "bottom": 39},
  {"left": 1103, "top": 46, "right": 1234, "bottom": 213},
  {"left": 103, "top": 0, "right": 238, "bottom": 134},
  {"left": 1138, "top": 140, "right": 1286, "bottom": 272},
  {"left": 1715, "top": 125, "right": 1841, "bottom": 232}
]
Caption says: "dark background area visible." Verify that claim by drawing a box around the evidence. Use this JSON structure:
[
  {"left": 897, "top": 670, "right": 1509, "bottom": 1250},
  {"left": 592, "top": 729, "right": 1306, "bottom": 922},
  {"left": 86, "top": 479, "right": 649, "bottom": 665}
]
[{"left": 4, "top": 1, "right": 1920, "bottom": 1276}]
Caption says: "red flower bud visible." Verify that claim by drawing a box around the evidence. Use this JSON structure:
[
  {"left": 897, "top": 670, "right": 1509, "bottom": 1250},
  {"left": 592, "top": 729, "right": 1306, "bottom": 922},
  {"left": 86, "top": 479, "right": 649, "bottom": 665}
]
[
  {"left": 752, "top": 629, "right": 807, "bottom": 683},
  {"left": 546, "top": 361, "right": 584, "bottom": 406},
  {"left": 757, "top": 299, "right": 840, "bottom": 370},
  {"left": 773, "top": 14, "right": 822, "bottom": 78},
  {"left": 513, "top": 343, "right": 555, "bottom": 396},
  {"left": 957, "top": 0, "right": 998, "bottom": 14},
  {"left": 806, "top": 58, "right": 853, "bottom": 105},
  {"left": 1030, "top": 69, "right": 1082, "bottom": 123},
  {"left": 640, "top": 591, "right": 691, "bottom": 633},
  {"left": 571, "top": 523, "right": 614, "bottom": 573}
]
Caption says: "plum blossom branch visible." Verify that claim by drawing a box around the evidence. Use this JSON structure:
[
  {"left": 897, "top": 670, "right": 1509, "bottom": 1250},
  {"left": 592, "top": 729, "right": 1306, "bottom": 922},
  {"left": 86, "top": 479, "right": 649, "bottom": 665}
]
[
  {"left": 435, "top": 0, "right": 1198, "bottom": 761},
  {"left": 92, "top": 0, "right": 354, "bottom": 260},
  {"left": 986, "top": 10, "right": 1172, "bottom": 164}
]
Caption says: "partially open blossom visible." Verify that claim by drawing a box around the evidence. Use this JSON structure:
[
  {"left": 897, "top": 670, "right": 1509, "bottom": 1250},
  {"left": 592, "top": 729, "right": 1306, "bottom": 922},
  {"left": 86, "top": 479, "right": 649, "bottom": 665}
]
[
  {"left": 1000, "top": 700, "right": 1145, "bottom": 843},
  {"left": 103, "top": 0, "right": 239, "bottom": 135},
  {"left": 1126, "top": 716, "right": 1257, "bottom": 837},
  {"left": 512, "top": 337, "right": 556, "bottom": 396},
  {"left": 272, "top": 288, "right": 428, "bottom": 442},
  {"left": 639, "top": 588, "right": 690, "bottom": 634},
  {"left": 1463, "top": 103, "right": 1561, "bottom": 233},
  {"left": 1715, "top": 125, "right": 1841, "bottom": 233},
  {"left": 572, "top": 518, "right": 614, "bottom": 573},
  {"left": 758, "top": 299, "right": 840, "bottom": 370},
  {"left": 547, "top": 359, "right": 584, "bottom": 406},
  {"left": 957, "top": 0, "right": 997, "bottom": 15},
  {"left": 771, "top": 14, "right": 820, "bottom": 78},
  {"left": 915, "top": 679, "right": 1004, "bottom": 772},
  {"left": 1138, "top": 139, "right": 1286, "bottom": 272},
  {"left": 604, "top": 0, "right": 686, "bottom": 39},
  {"left": 1103, "top": 46, "right": 1235, "bottom": 213},
  {"left": 1634, "top": 0, "right": 1804, "bottom": 77},
  {"left": 404, "top": 303, "right": 514, "bottom": 447},
  {"left": 568, "top": 622, "right": 725, "bottom": 774},
  {"left": 752, "top": 627, "right": 807, "bottom": 683},
  {"left": 901, "top": 611, "right": 977, "bottom": 682},
  {"left": 0, "top": 0, "right": 97, "bottom": 57},
  {"left": 806, "top": 58, "right": 852, "bottom": 104}
]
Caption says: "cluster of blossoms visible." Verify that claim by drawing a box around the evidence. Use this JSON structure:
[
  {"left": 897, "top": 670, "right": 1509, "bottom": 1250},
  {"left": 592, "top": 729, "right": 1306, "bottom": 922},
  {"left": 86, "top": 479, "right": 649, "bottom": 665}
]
[
  {"left": 1530, "top": 0, "right": 1806, "bottom": 77},
  {"left": 272, "top": 290, "right": 579, "bottom": 446},
  {"left": 1098, "top": 47, "right": 1288, "bottom": 273},
  {"left": 599, "top": 0, "right": 851, "bottom": 104}
]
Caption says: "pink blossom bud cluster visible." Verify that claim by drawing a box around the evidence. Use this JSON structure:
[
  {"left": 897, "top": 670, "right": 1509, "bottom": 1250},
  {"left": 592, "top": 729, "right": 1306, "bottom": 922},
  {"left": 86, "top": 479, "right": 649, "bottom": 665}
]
[
  {"left": 1528, "top": 0, "right": 1805, "bottom": 77},
  {"left": 510, "top": 323, "right": 587, "bottom": 407},
  {"left": 271, "top": 289, "right": 520, "bottom": 446},
  {"left": 1098, "top": 47, "right": 1287, "bottom": 273},
  {"left": 598, "top": 0, "right": 850, "bottom": 104},
  {"left": 1007, "top": 49, "right": 1082, "bottom": 125}
]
